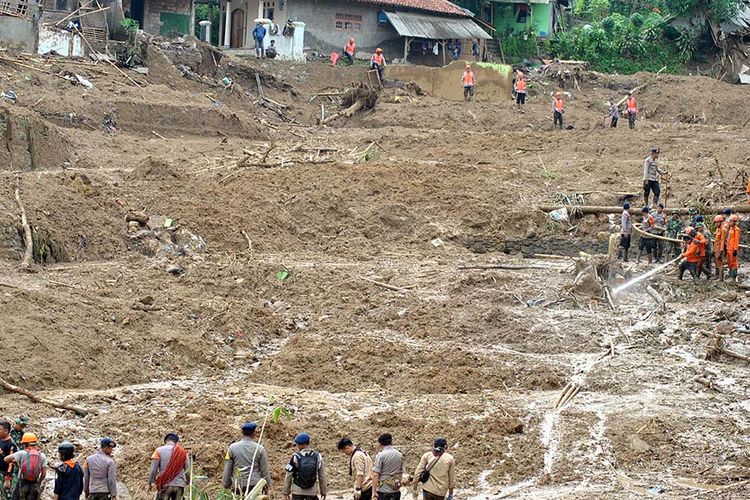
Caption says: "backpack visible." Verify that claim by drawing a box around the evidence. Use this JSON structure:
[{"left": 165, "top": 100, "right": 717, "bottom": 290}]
[
  {"left": 292, "top": 452, "right": 318, "bottom": 489},
  {"left": 20, "top": 449, "right": 43, "bottom": 482}
]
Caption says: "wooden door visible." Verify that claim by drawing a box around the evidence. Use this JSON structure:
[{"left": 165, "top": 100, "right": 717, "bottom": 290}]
[{"left": 231, "top": 9, "right": 245, "bottom": 48}]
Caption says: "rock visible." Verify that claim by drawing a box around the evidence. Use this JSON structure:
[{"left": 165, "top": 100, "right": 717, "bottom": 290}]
[
  {"left": 629, "top": 436, "right": 652, "bottom": 452},
  {"left": 139, "top": 296, "right": 155, "bottom": 306},
  {"left": 166, "top": 264, "right": 184, "bottom": 276}
]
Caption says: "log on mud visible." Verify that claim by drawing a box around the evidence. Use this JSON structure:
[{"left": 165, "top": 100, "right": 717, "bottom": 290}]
[
  {"left": 14, "top": 177, "right": 33, "bottom": 270},
  {"left": 0, "top": 379, "right": 89, "bottom": 417},
  {"left": 539, "top": 204, "right": 750, "bottom": 216},
  {"left": 322, "top": 86, "right": 378, "bottom": 125}
]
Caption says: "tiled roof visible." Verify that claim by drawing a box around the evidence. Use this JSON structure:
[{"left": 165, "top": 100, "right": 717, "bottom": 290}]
[{"left": 353, "top": 0, "right": 469, "bottom": 17}]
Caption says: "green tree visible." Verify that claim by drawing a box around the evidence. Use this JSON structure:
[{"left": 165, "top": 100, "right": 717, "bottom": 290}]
[{"left": 195, "top": 4, "right": 221, "bottom": 46}]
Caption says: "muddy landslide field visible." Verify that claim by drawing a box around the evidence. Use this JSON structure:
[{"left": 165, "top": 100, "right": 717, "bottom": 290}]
[{"left": 2, "top": 38, "right": 750, "bottom": 499}]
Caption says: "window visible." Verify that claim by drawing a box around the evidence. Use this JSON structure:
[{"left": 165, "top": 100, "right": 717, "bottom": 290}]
[
  {"left": 335, "top": 13, "right": 363, "bottom": 31},
  {"left": 516, "top": 4, "right": 530, "bottom": 24},
  {"left": 263, "top": 1, "right": 275, "bottom": 20}
]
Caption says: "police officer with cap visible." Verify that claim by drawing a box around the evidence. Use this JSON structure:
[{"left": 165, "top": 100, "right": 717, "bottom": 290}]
[{"left": 222, "top": 422, "right": 271, "bottom": 494}]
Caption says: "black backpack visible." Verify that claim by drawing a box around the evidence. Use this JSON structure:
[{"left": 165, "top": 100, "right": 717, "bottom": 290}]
[{"left": 293, "top": 452, "right": 318, "bottom": 489}]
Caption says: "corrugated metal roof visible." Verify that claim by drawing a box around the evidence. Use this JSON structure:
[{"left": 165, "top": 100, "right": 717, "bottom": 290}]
[
  {"left": 353, "top": 0, "right": 468, "bottom": 17},
  {"left": 492, "top": 0, "right": 550, "bottom": 4},
  {"left": 384, "top": 11, "right": 492, "bottom": 39},
  {"left": 721, "top": 0, "right": 750, "bottom": 34}
]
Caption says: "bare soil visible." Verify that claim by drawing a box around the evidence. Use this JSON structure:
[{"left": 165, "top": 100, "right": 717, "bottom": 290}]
[{"left": 2, "top": 36, "right": 750, "bottom": 499}]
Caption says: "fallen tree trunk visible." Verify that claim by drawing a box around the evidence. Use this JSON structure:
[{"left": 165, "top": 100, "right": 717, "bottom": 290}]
[
  {"left": 322, "top": 99, "right": 365, "bottom": 125},
  {"left": 0, "top": 379, "right": 89, "bottom": 417},
  {"left": 14, "top": 178, "right": 33, "bottom": 270},
  {"left": 459, "top": 263, "right": 567, "bottom": 271},
  {"left": 539, "top": 204, "right": 750, "bottom": 215}
]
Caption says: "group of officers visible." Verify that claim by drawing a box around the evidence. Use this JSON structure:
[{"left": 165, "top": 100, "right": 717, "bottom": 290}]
[{"left": 1, "top": 416, "right": 457, "bottom": 500}]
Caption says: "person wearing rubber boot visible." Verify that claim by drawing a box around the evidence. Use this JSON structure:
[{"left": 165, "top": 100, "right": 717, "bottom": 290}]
[{"left": 678, "top": 228, "right": 701, "bottom": 283}]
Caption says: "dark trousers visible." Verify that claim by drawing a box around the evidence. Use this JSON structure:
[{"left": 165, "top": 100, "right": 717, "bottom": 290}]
[
  {"left": 611, "top": 116, "right": 618, "bottom": 128},
  {"left": 343, "top": 52, "right": 354, "bottom": 65},
  {"left": 371, "top": 63, "right": 385, "bottom": 84},
  {"left": 463, "top": 86, "right": 474, "bottom": 100},
  {"left": 423, "top": 491, "right": 445, "bottom": 500},
  {"left": 292, "top": 496, "right": 318, "bottom": 500},
  {"left": 378, "top": 493, "right": 401, "bottom": 500},
  {"left": 88, "top": 494, "right": 112, "bottom": 500},
  {"left": 11, "top": 480, "right": 39, "bottom": 500},
  {"left": 628, "top": 111, "right": 637, "bottom": 129},
  {"left": 157, "top": 486, "right": 185, "bottom": 500},
  {"left": 360, "top": 488, "right": 373, "bottom": 500},
  {"left": 679, "top": 261, "right": 698, "bottom": 281},
  {"left": 554, "top": 111, "right": 563, "bottom": 128},
  {"left": 644, "top": 180, "right": 660, "bottom": 206}
]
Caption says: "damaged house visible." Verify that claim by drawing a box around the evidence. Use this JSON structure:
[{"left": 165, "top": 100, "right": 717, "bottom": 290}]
[{"left": 0, "top": 0, "right": 195, "bottom": 53}]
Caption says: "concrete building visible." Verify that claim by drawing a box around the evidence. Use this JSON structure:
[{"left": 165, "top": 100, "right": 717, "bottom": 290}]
[
  {"left": 122, "top": 0, "right": 196, "bottom": 36},
  {"left": 216, "top": 0, "right": 490, "bottom": 65}
]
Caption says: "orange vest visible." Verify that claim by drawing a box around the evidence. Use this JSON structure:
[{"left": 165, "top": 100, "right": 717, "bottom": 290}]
[
  {"left": 683, "top": 241, "right": 702, "bottom": 263},
  {"left": 694, "top": 231, "right": 707, "bottom": 257},
  {"left": 371, "top": 53, "right": 384, "bottom": 65},
  {"left": 714, "top": 225, "right": 727, "bottom": 256},
  {"left": 627, "top": 97, "right": 637, "bottom": 112},
  {"left": 515, "top": 78, "right": 526, "bottom": 92},
  {"left": 462, "top": 70, "right": 475, "bottom": 86},
  {"left": 554, "top": 97, "right": 564, "bottom": 112},
  {"left": 345, "top": 42, "right": 356, "bottom": 55},
  {"left": 747, "top": 177, "right": 750, "bottom": 198},
  {"left": 727, "top": 225, "right": 741, "bottom": 253}
]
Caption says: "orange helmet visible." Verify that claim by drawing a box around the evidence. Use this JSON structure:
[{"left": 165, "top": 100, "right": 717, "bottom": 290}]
[
  {"left": 731, "top": 214, "right": 740, "bottom": 222},
  {"left": 375, "top": 48, "right": 383, "bottom": 53},
  {"left": 714, "top": 215, "right": 724, "bottom": 224},
  {"left": 20, "top": 433, "right": 38, "bottom": 444}
]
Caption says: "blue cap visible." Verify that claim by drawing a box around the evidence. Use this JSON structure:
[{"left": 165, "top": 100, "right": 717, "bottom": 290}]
[
  {"left": 641, "top": 206, "right": 649, "bottom": 213},
  {"left": 623, "top": 202, "right": 630, "bottom": 210},
  {"left": 723, "top": 208, "right": 732, "bottom": 215},
  {"left": 695, "top": 215, "right": 704, "bottom": 222},
  {"left": 294, "top": 432, "right": 310, "bottom": 445},
  {"left": 241, "top": 422, "right": 257, "bottom": 433},
  {"left": 100, "top": 437, "right": 117, "bottom": 448}
]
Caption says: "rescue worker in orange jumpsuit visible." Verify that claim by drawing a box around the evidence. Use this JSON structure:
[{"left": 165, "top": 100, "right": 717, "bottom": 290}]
[
  {"left": 693, "top": 221, "right": 709, "bottom": 278},
  {"left": 747, "top": 176, "right": 750, "bottom": 203},
  {"left": 462, "top": 64, "right": 475, "bottom": 101},
  {"left": 553, "top": 92, "right": 564, "bottom": 129},
  {"left": 678, "top": 228, "right": 701, "bottom": 282},
  {"left": 727, "top": 213, "right": 741, "bottom": 281},
  {"left": 514, "top": 71, "right": 527, "bottom": 112},
  {"left": 713, "top": 214, "right": 727, "bottom": 281},
  {"left": 370, "top": 48, "right": 386, "bottom": 86},
  {"left": 626, "top": 92, "right": 638, "bottom": 129}
]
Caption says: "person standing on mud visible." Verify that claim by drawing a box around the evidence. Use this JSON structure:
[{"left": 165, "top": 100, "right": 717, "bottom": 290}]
[
  {"left": 83, "top": 438, "right": 118, "bottom": 500},
  {"left": 678, "top": 228, "right": 701, "bottom": 282},
  {"left": 618, "top": 202, "right": 632, "bottom": 262},
  {"left": 222, "top": 422, "right": 271, "bottom": 494},
  {"left": 643, "top": 148, "right": 667, "bottom": 207},
  {"left": 10, "top": 417, "right": 28, "bottom": 449},
  {"left": 727, "top": 214, "right": 741, "bottom": 282},
  {"left": 714, "top": 214, "right": 728, "bottom": 281},
  {"left": 462, "top": 64, "right": 475, "bottom": 102},
  {"left": 337, "top": 438, "right": 373, "bottom": 500},
  {"left": 514, "top": 71, "right": 527, "bottom": 112},
  {"left": 626, "top": 92, "right": 638, "bottom": 129},
  {"left": 371, "top": 433, "right": 403, "bottom": 500},
  {"left": 148, "top": 433, "right": 190, "bottom": 500},
  {"left": 637, "top": 206, "right": 656, "bottom": 264},
  {"left": 412, "top": 438, "right": 454, "bottom": 500},
  {"left": 553, "top": 92, "right": 564, "bottom": 129},
  {"left": 4, "top": 433, "right": 46, "bottom": 500},
  {"left": 651, "top": 204, "right": 668, "bottom": 263},
  {"left": 0, "top": 422, "right": 17, "bottom": 500},
  {"left": 607, "top": 98, "right": 619, "bottom": 128},
  {"left": 53, "top": 441, "right": 84, "bottom": 500},
  {"left": 343, "top": 38, "right": 356, "bottom": 66},
  {"left": 283, "top": 432, "right": 328, "bottom": 500},
  {"left": 695, "top": 220, "right": 713, "bottom": 279},
  {"left": 371, "top": 49, "right": 386, "bottom": 87}
]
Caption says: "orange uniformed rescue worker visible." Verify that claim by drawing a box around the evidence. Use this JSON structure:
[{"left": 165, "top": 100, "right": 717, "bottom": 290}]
[
  {"left": 693, "top": 221, "right": 708, "bottom": 277},
  {"left": 679, "top": 228, "right": 701, "bottom": 282},
  {"left": 713, "top": 215, "right": 728, "bottom": 281},
  {"left": 727, "top": 214, "right": 741, "bottom": 281},
  {"left": 553, "top": 92, "right": 564, "bottom": 129},
  {"left": 514, "top": 71, "right": 527, "bottom": 112},
  {"left": 626, "top": 92, "right": 638, "bottom": 129},
  {"left": 343, "top": 38, "right": 356, "bottom": 65},
  {"left": 462, "top": 64, "right": 475, "bottom": 101},
  {"left": 370, "top": 48, "right": 386, "bottom": 86}
]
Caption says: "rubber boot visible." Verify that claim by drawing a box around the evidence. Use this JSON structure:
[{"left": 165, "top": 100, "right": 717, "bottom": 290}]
[
  {"left": 624, "top": 248, "right": 629, "bottom": 262},
  {"left": 718, "top": 266, "right": 725, "bottom": 282}
]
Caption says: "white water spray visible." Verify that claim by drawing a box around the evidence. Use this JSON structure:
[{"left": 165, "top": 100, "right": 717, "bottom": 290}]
[{"left": 612, "top": 256, "right": 680, "bottom": 294}]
